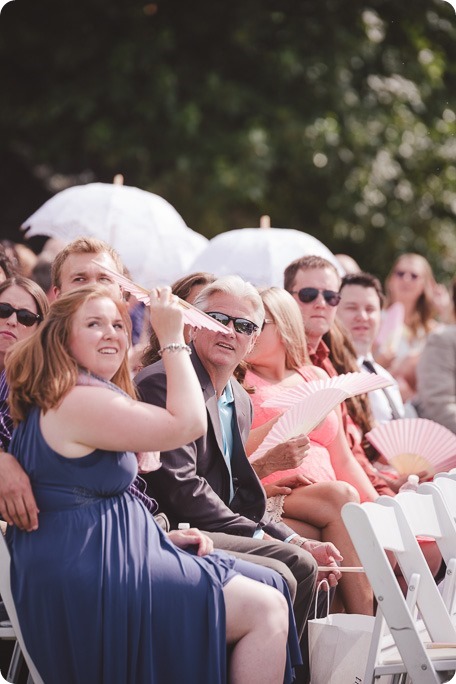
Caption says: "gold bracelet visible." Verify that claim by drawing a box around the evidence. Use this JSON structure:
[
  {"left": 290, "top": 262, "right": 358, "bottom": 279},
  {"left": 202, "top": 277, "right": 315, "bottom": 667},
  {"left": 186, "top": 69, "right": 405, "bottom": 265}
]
[{"left": 158, "top": 343, "right": 192, "bottom": 357}]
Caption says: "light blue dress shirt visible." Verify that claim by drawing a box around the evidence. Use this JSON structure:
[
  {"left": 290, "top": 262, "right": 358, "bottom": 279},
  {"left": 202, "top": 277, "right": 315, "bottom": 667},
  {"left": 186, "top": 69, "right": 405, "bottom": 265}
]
[{"left": 217, "top": 382, "right": 235, "bottom": 502}]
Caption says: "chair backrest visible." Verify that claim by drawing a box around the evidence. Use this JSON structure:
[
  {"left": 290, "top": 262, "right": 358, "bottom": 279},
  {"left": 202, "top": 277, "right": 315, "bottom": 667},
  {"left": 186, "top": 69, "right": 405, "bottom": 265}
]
[
  {"left": 431, "top": 473, "right": 456, "bottom": 521},
  {"left": 418, "top": 476, "right": 456, "bottom": 614},
  {"left": 342, "top": 501, "right": 456, "bottom": 683},
  {"left": 379, "top": 489, "right": 456, "bottom": 614},
  {"left": 380, "top": 489, "right": 456, "bottom": 566},
  {"left": 0, "top": 533, "right": 44, "bottom": 684}
]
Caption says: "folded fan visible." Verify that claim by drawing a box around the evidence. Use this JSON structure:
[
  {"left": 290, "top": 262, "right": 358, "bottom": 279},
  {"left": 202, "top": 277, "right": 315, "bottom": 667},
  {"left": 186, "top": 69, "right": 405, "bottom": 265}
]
[
  {"left": 365, "top": 418, "right": 456, "bottom": 476},
  {"left": 249, "top": 387, "right": 349, "bottom": 463},
  {"left": 261, "top": 372, "right": 393, "bottom": 410},
  {"left": 92, "top": 261, "right": 229, "bottom": 334}
]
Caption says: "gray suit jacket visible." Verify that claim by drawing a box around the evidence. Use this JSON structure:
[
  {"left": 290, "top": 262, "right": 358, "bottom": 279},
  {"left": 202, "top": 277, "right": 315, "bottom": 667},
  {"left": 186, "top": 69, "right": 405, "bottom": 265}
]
[
  {"left": 135, "top": 347, "right": 296, "bottom": 541},
  {"left": 416, "top": 324, "right": 456, "bottom": 434}
]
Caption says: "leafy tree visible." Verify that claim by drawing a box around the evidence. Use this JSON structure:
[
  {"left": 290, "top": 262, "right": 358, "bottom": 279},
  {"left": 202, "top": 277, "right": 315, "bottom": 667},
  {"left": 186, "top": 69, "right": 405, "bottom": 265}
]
[{"left": 1, "top": 0, "right": 455, "bottom": 280}]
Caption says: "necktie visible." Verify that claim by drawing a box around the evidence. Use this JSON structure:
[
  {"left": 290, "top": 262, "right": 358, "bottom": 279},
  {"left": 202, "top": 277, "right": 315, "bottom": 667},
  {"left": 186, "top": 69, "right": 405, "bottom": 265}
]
[{"left": 362, "top": 359, "right": 402, "bottom": 420}]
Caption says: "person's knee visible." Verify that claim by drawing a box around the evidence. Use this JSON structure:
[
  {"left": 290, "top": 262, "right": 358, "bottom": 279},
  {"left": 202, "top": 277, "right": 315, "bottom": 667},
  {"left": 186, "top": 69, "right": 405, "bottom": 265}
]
[
  {"left": 321, "top": 481, "right": 360, "bottom": 512},
  {"left": 261, "top": 587, "right": 289, "bottom": 636},
  {"left": 226, "top": 579, "right": 289, "bottom": 642}
]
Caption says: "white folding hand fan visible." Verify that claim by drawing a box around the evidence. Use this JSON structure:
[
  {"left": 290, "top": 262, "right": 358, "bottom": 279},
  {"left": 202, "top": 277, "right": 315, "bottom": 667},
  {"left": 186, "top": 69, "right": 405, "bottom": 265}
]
[
  {"left": 261, "top": 372, "right": 393, "bottom": 410},
  {"left": 249, "top": 387, "right": 349, "bottom": 463},
  {"left": 365, "top": 418, "right": 456, "bottom": 476},
  {"left": 92, "top": 260, "right": 230, "bottom": 334}
]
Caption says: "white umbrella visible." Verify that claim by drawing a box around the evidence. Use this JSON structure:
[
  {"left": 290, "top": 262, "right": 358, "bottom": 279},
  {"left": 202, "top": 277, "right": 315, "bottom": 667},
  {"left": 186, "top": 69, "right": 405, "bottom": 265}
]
[
  {"left": 21, "top": 180, "right": 208, "bottom": 288},
  {"left": 189, "top": 220, "right": 343, "bottom": 287}
]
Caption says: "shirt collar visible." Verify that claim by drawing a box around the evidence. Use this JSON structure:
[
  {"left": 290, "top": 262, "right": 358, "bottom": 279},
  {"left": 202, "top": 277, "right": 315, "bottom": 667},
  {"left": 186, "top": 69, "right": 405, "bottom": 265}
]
[
  {"left": 309, "top": 339, "right": 330, "bottom": 365},
  {"left": 218, "top": 380, "right": 234, "bottom": 407}
]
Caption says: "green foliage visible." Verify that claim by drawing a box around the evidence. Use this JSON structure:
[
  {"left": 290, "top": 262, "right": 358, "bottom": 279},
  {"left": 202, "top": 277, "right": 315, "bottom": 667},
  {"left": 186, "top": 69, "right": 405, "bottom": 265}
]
[{"left": 1, "top": 0, "right": 456, "bottom": 280}]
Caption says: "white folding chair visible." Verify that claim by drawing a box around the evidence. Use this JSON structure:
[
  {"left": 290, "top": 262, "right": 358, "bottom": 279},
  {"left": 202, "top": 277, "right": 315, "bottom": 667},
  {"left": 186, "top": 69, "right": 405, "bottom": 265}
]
[
  {"left": 342, "top": 500, "right": 456, "bottom": 683},
  {"left": 379, "top": 489, "right": 456, "bottom": 616},
  {"left": 412, "top": 479, "right": 456, "bottom": 615},
  {"left": 0, "top": 533, "right": 44, "bottom": 684},
  {"left": 0, "top": 605, "right": 18, "bottom": 683}
]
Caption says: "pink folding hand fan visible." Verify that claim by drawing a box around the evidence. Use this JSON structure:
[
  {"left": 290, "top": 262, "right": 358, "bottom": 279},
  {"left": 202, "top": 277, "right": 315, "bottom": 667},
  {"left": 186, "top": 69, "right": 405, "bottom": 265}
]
[
  {"left": 92, "top": 260, "right": 229, "bottom": 334},
  {"left": 261, "top": 372, "right": 393, "bottom": 411},
  {"left": 249, "top": 387, "right": 349, "bottom": 463},
  {"left": 365, "top": 418, "right": 456, "bottom": 475}
]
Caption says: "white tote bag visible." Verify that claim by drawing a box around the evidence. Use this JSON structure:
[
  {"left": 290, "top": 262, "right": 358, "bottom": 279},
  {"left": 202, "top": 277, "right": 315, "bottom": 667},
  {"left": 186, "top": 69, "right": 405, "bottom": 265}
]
[{"left": 308, "top": 581, "right": 375, "bottom": 684}]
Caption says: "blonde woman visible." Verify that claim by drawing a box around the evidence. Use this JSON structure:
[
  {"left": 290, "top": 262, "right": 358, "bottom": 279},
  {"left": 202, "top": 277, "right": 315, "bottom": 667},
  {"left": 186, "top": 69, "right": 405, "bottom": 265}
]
[
  {"left": 381, "top": 253, "right": 440, "bottom": 401},
  {"left": 241, "top": 287, "right": 375, "bottom": 615}
]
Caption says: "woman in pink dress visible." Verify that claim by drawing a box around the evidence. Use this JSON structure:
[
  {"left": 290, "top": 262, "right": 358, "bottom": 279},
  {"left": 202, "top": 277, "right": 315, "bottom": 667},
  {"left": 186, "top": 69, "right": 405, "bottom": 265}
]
[{"left": 239, "top": 287, "right": 376, "bottom": 614}]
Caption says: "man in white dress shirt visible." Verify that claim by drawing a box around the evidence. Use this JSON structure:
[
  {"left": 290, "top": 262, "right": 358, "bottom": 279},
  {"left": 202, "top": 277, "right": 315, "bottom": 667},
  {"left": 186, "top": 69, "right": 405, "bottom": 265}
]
[{"left": 336, "top": 272, "right": 405, "bottom": 423}]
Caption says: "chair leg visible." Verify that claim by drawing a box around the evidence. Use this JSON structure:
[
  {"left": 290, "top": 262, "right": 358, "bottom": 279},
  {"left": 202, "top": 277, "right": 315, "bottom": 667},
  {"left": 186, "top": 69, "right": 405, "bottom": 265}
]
[
  {"left": 390, "top": 675, "right": 402, "bottom": 684},
  {"left": 6, "top": 640, "right": 24, "bottom": 683}
]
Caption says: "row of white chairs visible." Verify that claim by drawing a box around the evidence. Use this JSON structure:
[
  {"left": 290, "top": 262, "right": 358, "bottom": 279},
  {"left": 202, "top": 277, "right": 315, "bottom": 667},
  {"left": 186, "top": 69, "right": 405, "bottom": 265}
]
[{"left": 342, "top": 472, "right": 456, "bottom": 684}]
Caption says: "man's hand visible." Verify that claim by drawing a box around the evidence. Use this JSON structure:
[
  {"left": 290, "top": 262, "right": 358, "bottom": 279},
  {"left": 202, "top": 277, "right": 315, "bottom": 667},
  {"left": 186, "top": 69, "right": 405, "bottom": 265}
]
[
  {"left": 253, "top": 435, "right": 311, "bottom": 479},
  {"left": 0, "top": 453, "right": 39, "bottom": 531},
  {"left": 264, "top": 473, "right": 315, "bottom": 498},
  {"left": 290, "top": 537, "right": 343, "bottom": 587},
  {"left": 167, "top": 528, "right": 214, "bottom": 557}
]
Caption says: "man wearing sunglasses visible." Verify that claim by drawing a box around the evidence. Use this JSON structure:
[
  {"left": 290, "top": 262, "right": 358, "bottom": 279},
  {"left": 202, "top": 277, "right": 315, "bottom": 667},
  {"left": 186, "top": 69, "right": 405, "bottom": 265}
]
[
  {"left": 136, "top": 274, "right": 342, "bottom": 684},
  {"left": 284, "top": 255, "right": 342, "bottom": 360},
  {"left": 284, "top": 255, "right": 395, "bottom": 498}
]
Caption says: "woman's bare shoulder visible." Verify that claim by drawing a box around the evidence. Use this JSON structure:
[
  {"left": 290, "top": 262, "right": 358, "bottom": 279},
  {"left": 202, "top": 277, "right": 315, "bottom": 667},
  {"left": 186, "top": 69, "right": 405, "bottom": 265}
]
[{"left": 299, "top": 364, "right": 329, "bottom": 381}]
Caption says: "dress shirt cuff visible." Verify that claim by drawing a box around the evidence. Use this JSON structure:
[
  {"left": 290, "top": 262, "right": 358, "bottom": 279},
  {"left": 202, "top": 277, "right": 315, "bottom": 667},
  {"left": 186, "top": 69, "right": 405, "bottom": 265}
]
[
  {"left": 253, "top": 527, "right": 265, "bottom": 539},
  {"left": 284, "top": 533, "right": 299, "bottom": 543}
]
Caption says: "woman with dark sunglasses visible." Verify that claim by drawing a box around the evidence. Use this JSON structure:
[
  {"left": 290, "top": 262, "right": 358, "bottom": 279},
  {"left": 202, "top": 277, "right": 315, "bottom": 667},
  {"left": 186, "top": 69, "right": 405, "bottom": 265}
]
[
  {"left": 381, "top": 253, "right": 440, "bottom": 403},
  {"left": 0, "top": 277, "right": 49, "bottom": 667},
  {"left": 0, "top": 278, "right": 49, "bottom": 456},
  {"left": 0, "top": 277, "right": 49, "bottom": 373}
]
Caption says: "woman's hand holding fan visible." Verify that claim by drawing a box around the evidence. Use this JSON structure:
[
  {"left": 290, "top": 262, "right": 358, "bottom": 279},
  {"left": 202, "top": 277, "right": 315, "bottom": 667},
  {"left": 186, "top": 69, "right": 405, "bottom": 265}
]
[{"left": 249, "top": 387, "right": 350, "bottom": 463}]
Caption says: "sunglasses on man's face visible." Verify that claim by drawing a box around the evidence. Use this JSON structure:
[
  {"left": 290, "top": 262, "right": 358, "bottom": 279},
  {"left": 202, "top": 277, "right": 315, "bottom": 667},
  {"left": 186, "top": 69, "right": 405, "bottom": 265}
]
[
  {"left": 290, "top": 288, "right": 341, "bottom": 307},
  {"left": 205, "top": 312, "right": 259, "bottom": 336},
  {"left": 0, "top": 302, "right": 42, "bottom": 327}
]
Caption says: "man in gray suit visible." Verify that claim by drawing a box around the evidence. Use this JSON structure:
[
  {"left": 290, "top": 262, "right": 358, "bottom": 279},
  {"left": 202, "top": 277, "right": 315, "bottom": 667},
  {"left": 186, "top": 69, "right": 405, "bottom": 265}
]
[
  {"left": 136, "top": 275, "right": 342, "bottom": 683},
  {"left": 416, "top": 279, "right": 456, "bottom": 432}
]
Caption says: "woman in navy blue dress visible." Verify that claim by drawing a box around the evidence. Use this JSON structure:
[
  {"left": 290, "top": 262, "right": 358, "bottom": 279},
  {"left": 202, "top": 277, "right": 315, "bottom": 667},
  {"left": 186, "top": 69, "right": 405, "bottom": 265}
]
[{"left": 6, "top": 284, "right": 300, "bottom": 684}]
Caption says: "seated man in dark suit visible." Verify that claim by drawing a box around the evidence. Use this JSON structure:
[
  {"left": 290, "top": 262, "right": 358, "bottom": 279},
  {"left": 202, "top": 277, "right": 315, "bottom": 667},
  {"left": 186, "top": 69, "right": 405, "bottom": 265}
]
[{"left": 135, "top": 275, "right": 342, "bottom": 684}]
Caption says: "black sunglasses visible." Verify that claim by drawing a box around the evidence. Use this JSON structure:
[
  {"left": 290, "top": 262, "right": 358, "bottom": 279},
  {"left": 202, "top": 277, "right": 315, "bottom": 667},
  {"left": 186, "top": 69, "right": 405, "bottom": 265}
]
[
  {"left": 205, "top": 312, "right": 259, "bottom": 336},
  {"left": 0, "top": 302, "right": 42, "bottom": 327},
  {"left": 290, "top": 288, "right": 341, "bottom": 307}
]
